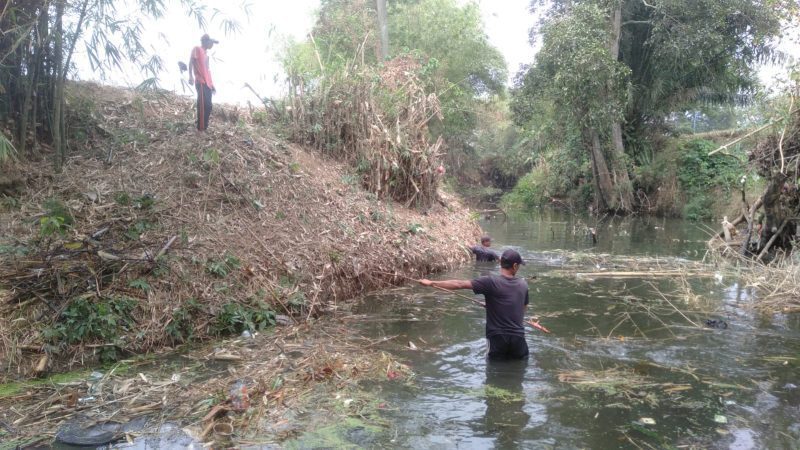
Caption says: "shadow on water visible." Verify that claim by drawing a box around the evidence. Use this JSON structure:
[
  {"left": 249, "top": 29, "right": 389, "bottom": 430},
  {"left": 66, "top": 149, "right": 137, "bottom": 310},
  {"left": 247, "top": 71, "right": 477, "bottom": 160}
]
[
  {"left": 479, "top": 359, "right": 530, "bottom": 449},
  {"left": 343, "top": 210, "right": 800, "bottom": 449}
]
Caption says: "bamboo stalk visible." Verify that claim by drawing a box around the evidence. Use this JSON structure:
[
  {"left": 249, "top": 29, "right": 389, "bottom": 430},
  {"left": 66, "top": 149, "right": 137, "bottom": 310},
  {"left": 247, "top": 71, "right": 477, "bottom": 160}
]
[{"left": 576, "top": 271, "right": 714, "bottom": 278}]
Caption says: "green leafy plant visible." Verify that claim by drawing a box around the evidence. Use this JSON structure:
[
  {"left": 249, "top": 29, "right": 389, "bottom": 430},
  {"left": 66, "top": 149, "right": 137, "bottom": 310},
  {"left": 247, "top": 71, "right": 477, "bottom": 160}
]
[
  {"left": 206, "top": 253, "right": 241, "bottom": 277},
  {"left": 406, "top": 223, "right": 423, "bottom": 234},
  {"left": 1, "top": 195, "right": 20, "bottom": 210},
  {"left": 203, "top": 148, "right": 220, "bottom": 165},
  {"left": 287, "top": 291, "right": 307, "bottom": 311},
  {"left": 166, "top": 298, "right": 202, "bottom": 343},
  {"left": 0, "top": 243, "right": 28, "bottom": 256},
  {"left": 39, "top": 198, "right": 73, "bottom": 236},
  {"left": 151, "top": 255, "right": 171, "bottom": 277},
  {"left": 0, "top": 132, "right": 17, "bottom": 163},
  {"left": 125, "top": 220, "right": 152, "bottom": 241},
  {"left": 677, "top": 139, "right": 743, "bottom": 220},
  {"left": 134, "top": 194, "right": 155, "bottom": 210},
  {"left": 128, "top": 278, "right": 151, "bottom": 292},
  {"left": 43, "top": 296, "right": 137, "bottom": 362},
  {"left": 115, "top": 192, "right": 132, "bottom": 206},
  {"left": 213, "top": 300, "right": 276, "bottom": 335}
]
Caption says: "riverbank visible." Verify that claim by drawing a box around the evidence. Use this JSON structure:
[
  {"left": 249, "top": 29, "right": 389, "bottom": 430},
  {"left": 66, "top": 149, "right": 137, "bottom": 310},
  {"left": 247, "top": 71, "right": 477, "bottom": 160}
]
[{"left": 0, "top": 82, "right": 479, "bottom": 382}]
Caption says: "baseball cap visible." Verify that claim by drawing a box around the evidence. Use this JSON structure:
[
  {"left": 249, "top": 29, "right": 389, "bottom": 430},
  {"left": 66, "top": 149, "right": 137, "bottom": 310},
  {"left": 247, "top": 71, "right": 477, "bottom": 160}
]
[
  {"left": 201, "top": 34, "right": 219, "bottom": 44},
  {"left": 500, "top": 249, "right": 526, "bottom": 267}
]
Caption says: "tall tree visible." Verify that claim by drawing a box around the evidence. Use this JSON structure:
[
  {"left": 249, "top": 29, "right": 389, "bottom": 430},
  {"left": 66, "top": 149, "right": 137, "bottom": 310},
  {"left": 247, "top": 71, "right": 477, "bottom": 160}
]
[
  {"left": 513, "top": 0, "right": 796, "bottom": 212},
  {"left": 513, "top": 3, "right": 631, "bottom": 211},
  {"left": 376, "top": 0, "right": 389, "bottom": 59},
  {"left": 389, "top": 0, "right": 507, "bottom": 168}
]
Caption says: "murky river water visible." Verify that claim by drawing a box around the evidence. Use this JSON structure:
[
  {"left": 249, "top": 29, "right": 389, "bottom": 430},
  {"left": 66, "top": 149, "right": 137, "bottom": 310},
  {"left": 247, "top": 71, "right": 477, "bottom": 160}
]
[{"left": 341, "top": 210, "right": 800, "bottom": 449}]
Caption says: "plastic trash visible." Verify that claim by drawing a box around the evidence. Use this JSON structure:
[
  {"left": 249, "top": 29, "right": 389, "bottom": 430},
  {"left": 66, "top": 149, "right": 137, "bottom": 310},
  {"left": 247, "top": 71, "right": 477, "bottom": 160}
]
[
  {"left": 241, "top": 330, "right": 253, "bottom": 339},
  {"left": 229, "top": 380, "right": 250, "bottom": 411}
]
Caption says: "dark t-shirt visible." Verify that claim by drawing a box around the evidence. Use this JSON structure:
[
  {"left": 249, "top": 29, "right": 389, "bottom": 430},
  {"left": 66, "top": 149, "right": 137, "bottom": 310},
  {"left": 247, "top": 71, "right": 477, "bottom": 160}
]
[
  {"left": 471, "top": 245, "right": 498, "bottom": 262},
  {"left": 472, "top": 275, "right": 529, "bottom": 338}
]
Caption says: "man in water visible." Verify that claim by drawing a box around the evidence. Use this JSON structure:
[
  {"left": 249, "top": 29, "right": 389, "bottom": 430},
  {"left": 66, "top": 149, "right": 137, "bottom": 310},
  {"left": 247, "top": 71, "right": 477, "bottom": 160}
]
[
  {"left": 188, "top": 34, "right": 218, "bottom": 131},
  {"left": 468, "top": 235, "right": 499, "bottom": 262},
  {"left": 418, "top": 249, "right": 529, "bottom": 359}
]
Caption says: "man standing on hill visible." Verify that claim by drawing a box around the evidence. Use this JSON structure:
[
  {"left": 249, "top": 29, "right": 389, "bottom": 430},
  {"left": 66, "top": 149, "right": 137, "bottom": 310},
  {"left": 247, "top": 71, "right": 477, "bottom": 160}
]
[
  {"left": 418, "top": 249, "right": 529, "bottom": 360},
  {"left": 468, "top": 235, "right": 499, "bottom": 262},
  {"left": 188, "top": 34, "right": 217, "bottom": 131}
]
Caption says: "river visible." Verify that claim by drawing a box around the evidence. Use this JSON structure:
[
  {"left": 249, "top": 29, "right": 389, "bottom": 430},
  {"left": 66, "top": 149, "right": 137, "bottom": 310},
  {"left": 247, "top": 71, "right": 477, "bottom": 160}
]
[{"left": 335, "top": 210, "right": 800, "bottom": 449}]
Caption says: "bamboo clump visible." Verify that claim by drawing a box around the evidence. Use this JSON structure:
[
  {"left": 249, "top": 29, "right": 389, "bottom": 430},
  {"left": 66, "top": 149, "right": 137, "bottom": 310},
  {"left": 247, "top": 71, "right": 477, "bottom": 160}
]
[{"left": 288, "top": 56, "right": 445, "bottom": 208}]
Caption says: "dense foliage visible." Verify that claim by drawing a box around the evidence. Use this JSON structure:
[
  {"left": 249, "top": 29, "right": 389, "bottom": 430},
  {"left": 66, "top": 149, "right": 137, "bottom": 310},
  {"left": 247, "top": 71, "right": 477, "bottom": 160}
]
[
  {"left": 510, "top": 0, "right": 798, "bottom": 214},
  {"left": 283, "top": 0, "right": 509, "bottom": 192}
]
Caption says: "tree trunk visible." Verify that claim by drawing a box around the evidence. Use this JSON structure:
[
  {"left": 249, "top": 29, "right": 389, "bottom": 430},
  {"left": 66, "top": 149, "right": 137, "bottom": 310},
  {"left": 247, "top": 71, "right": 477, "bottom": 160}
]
[
  {"left": 376, "top": 0, "right": 389, "bottom": 60},
  {"left": 588, "top": 127, "right": 615, "bottom": 211},
  {"left": 52, "top": 0, "right": 64, "bottom": 172},
  {"left": 759, "top": 173, "right": 790, "bottom": 254},
  {"left": 607, "top": 1, "right": 634, "bottom": 212}
]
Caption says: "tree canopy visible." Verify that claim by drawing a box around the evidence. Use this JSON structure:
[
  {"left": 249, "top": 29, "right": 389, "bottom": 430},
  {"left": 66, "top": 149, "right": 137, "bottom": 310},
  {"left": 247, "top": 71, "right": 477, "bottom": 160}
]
[{"left": 511, "top": 0, "right": 798, "bottom": 211}]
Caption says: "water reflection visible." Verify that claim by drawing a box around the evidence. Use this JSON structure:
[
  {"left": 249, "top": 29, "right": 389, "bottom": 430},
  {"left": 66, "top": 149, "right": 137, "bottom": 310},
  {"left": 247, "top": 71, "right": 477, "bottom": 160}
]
[{"left": 481, "top": 359, "right": 529, "bottom": 449}]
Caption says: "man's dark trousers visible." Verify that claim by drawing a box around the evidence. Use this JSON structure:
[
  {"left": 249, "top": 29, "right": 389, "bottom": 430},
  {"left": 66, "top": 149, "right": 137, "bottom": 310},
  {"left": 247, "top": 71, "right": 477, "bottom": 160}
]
[
  {"left": 487, "top": 334, "right": 529, "bottom": 360},
  {"left": 195, "top": 83, "right": 213, "bottom": 131}
]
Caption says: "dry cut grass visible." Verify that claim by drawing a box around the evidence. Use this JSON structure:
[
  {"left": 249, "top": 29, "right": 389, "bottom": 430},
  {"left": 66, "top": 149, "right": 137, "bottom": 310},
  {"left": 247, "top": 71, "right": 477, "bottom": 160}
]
[{"left": 0, "top": 82, "right": 479, "bottom": 381}]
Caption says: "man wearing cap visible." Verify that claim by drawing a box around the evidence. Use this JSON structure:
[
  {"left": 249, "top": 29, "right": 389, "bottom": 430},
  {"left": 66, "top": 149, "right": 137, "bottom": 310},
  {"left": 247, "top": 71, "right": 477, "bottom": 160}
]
[
  {"left": 468, "top": 235, "right": 499, "bottom": 262},
  {"left": 188, "top": 34, "right": 218, "bottom": 131},
  {"left": 418, "top": 249, "right": 529, "bottom": 360}
]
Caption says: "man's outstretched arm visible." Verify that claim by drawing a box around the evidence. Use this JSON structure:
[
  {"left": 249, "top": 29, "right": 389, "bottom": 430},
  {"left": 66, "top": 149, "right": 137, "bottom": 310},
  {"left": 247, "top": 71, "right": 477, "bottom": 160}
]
[{"left": 418, "top": 279, "right": 473, "bottom": 290}]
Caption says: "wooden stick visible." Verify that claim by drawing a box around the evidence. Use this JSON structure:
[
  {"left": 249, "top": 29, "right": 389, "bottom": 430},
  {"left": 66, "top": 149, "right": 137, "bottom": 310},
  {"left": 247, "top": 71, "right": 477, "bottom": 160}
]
[
  {"left": 153, "top": 235, "right": 178, "bottom": 260},
  {"left": 757, "top": 219, "right": 789, "bottom": 261},
  {"left": 576, "top": 271, "right": 714, "bottom": 278},
  {"left": 373, "top": 271, "right": 484, "bottom": 306},
  {"left": 709, "top": 106, "right": 800, "bottom": 155},
  {"left": 374, "top": 271, "right": 550, "bottom": 333}
]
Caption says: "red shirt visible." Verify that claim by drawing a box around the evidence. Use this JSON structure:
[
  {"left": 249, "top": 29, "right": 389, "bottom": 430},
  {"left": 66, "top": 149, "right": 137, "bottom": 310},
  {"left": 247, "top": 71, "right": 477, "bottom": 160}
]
[{"left": 190, "top": 46, "right": 214, "bottom": 89}]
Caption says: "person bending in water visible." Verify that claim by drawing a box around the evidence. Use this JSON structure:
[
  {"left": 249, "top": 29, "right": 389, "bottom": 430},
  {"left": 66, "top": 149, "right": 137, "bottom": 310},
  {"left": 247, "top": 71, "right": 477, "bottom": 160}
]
[
  {"left": 418, "top": 249, "right": 529, "bottom": 360},
  {"left": 468, "top": 235, "right": 499, "bottom": 262}
]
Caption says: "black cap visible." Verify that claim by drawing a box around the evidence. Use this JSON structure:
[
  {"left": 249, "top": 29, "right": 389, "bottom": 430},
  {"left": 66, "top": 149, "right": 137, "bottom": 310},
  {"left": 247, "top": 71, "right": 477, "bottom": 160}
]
[
  {"left": 201, "top": 34, "right": 219, "bottom": 44},
  {"left": 500, "top": 249, "right": 525, "bottom": 268}
]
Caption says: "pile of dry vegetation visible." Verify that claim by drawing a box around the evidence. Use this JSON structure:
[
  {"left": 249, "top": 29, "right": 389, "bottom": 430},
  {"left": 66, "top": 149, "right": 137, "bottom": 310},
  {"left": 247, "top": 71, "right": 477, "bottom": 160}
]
[
  {"left": 0, "top": 82, "right": 478, "bottom": 381},
  {"left": 0, "top": 319, "right": 414, "bottom": 446},
  {"left": 288, "top": 56, "right": 445, "bottom": 208},
  {"left": 708, "top": 102, "right": 800, "bottom": 313}
]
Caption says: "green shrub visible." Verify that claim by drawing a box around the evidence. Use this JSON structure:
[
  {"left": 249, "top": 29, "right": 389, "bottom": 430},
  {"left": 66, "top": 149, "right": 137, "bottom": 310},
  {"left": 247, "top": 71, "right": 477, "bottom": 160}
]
[
  {"left": 214, "top": 300, "right": 275, "bottom": 335},
  {"left": 124, "top": 220, "right": 152, "bottom": 240},
  {"left": 44, "top": 296, "right": 137, "bottom": 362},
  {"left": 115, "top": 192, "right": 132, "bottom": 206},
  {"left": 166, "top": 298, "right": 202, "bottom": 343},
  {"left": 39, "top": 198, "right": 73, "bottom": 236},
  {"left": 206, "top": 253, "right": 241, "bottom": 277},
  {"left": 676, "top": 139, "right": 744, "bottom": 221}
]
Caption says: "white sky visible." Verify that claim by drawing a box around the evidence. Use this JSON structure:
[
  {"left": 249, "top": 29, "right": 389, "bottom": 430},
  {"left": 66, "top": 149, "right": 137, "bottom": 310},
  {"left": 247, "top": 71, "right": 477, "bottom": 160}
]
[
  {"left": 74, "top": 0, "right": 794, "bottom": 105},
  {"left": 75, "top": 0, "right": 536, "bottom": 105}
]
